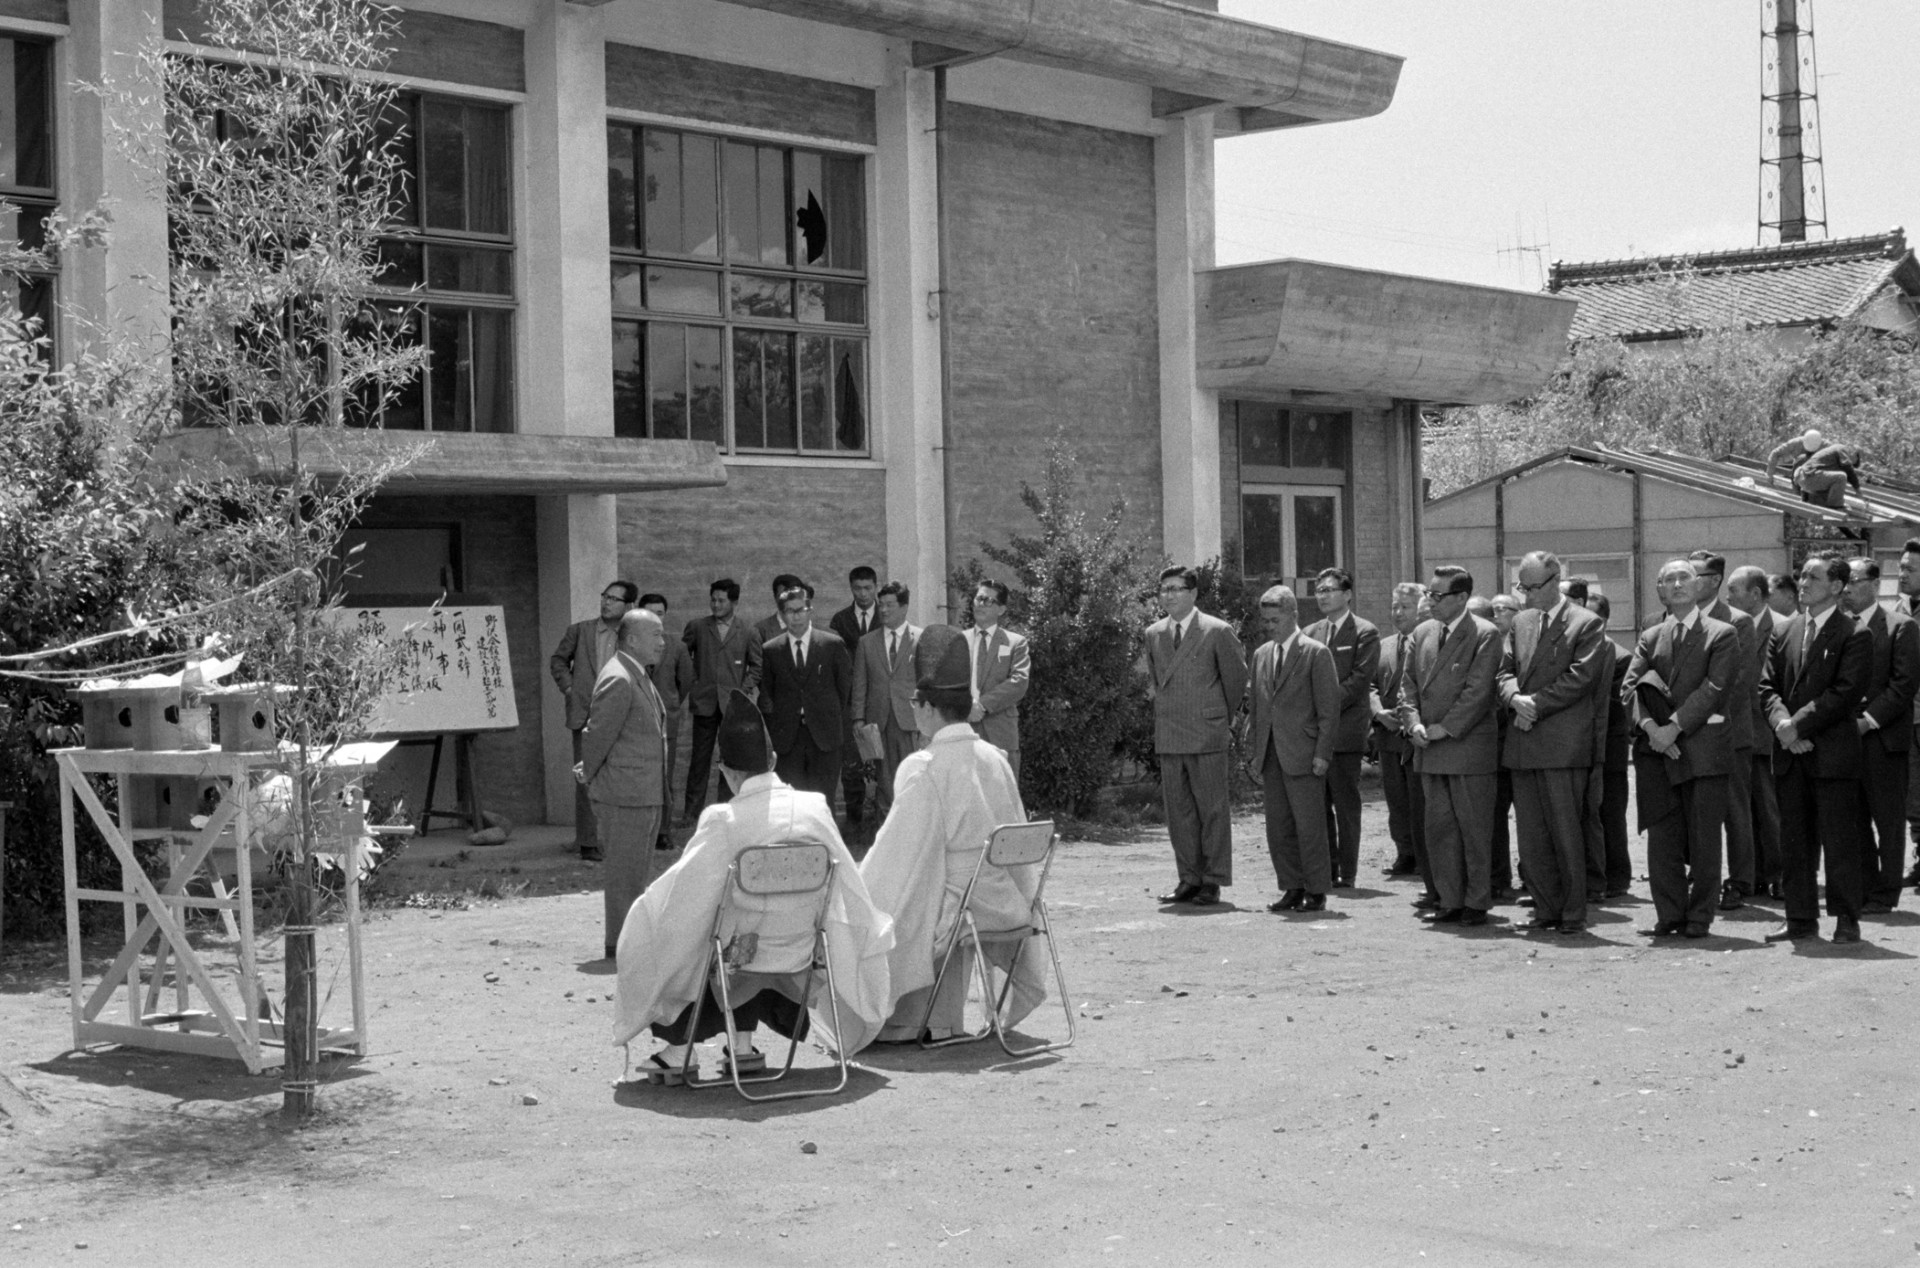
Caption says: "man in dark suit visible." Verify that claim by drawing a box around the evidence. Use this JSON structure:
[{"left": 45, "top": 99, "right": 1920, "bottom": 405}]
[
  {"left": 1725, "top": 567, "right": 1784, "bottom": 900},
  {"left": 1397, "top": 566, "right": 1502, "bottom": 926},
  {"left": 829, "top": 566, "right": 883, "bottom": 834},
  {"left": 1687, "top": 552, "right": 1758, "bottom": 911},
  {"left": 1625, "top": 558, "right": 1739, "bottom": 938},
  {"left": 1144, "top": 565, "right": 1250, "bottom": 906},
  {"left": 639, "top": 593, "right": 697, "bottom": 852},
  {"left": 1843, "top": 557, "right": 1917, "bottom": 913},
  {"left": 1304, "top": 567, "right": 1381, "bottom": 889},
  {"left": 1759, "top": 551, "right": 1872, "bottom": 943},
  {"left": 550, "top": 579, "right": 637, "bottom": 857},
  {"left": 681, "top": 578, "right": 764, "bottom": 820},
  {"left": 578, "top": 609, "right": 668, "bottom": 958},
  {"left": 1247, "top": 585, "right": 1342, "bottom": 914},
  {"left": 1499, "top": 552, "right": 1607, "bottom": 934},
  {"left": 849, "top": 580, "right": 921, "bottom": 820},
  {"left": 1899, "top": 540, "right": 1920, "bottom": 889},
  {"left": 1479, "top": 594, "right": 1519, "bottom": 900},
  {"left": 1371, "top": 582, "right": 1428, "bottom": 885},
  {"left": 758, "top": 585, "right": 853, "bottom": 803},
  {"left": 1584, "top": 595, "right": 1635, "bottom": 898}
]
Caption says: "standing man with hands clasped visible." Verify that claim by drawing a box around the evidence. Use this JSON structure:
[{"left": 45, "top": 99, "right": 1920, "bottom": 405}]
[
  {"left": 577, "top": 608, "right": 669, "bottom": 960},
  {"left": 1247, "top": 585, "right": 1341, "bottom": 914},
  {"left": 1498, "top": 552, "right": 1606, "bottom": 935},
  {"left": 966, "top": 581, "right": 1030, "bottom": 776},
  {"left": 1397, "top": 566, "right": 1502, "bottom": 927},
  {"left": 1144, "top": 566, "right": 1249, "bottom": 908},
  {"left": 550, "top": 580, "right": 638, "bottom": 859}
]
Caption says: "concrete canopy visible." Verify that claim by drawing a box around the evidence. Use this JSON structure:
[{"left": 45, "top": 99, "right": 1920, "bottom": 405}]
[
  {"left": 1196, "top": 259, "right": 1578, "bottom": 406},
  {"left": 154, "top": 429, "right": 729, "bottom": 497},
  {"left": 705, "top": 0, "right": 1402, "bottom": 131}
]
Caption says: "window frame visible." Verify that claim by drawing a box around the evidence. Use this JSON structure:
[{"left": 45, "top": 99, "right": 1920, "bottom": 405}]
[
  {"left": 606, "top": 119, "right": 872, "bottom": 459},
  {"left": 2, "top": 32, "right": 59, "bottom": 353},
  {"left": 1240, "top": 483, "right": 1345, "bottom": 589}
]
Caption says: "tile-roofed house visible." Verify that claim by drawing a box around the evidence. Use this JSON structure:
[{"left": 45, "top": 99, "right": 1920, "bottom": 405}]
[{"left": 1547, "top": 229, "right": 1920, "bottom": 345}]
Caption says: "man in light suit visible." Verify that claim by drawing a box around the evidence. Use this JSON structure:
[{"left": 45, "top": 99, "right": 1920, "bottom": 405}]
[
  {"left": 1759, "top": 551, "right": 1872, "bottom": 943},
  {"left": 1726, "top": 567, "right": 1785, "bottom": 900},
  {"left": 759, "top": 585, "right": 853, "bottom": 803},
  {"left": 550, "top": 580, "right": 637, "bottom": 858},
  {"left": 830, "top": 565, "right": 883, "bottom": 835},
  {"left": 1499, "top": 552, "right": 1606, "bottom": 934},
  {"left": 681, "top": 577, "right": 764, "bottom": 820},
  {"left": 1625, "top": 559, "right": 1739, "bottom": 938},
  {"left": 1688, "top": 551, "right": 1758, "bottom": 912},
  {"left": 1304, "top": 567, "right": 1381, "bottom": 889},
  {"left": 849, "top": 580, "right": 922, "bottom": 821},
  {"left": 1247, "top": 585, "right": 1342, "bottom": 914},
  {"left": 1371, "top": 582, "right": 1428, "bottom": 885},
  {"left": 1843, "top": 557, "right": 1917, "bottom": 913},
  {"left": 966, "top": 580, "right": 1030, "bottom": 776},
  {"left": 1397, "top": 566, "right": 1502, "bottom": 926},
  {"left": 578, "top": 608, "right": 668, "bottom": 960},
  {"left": 1144, "top": 565, "right": 1250, "bottom": 907},
  {"left": 640, "top": 593, "right": 696, "bottom": 853}
]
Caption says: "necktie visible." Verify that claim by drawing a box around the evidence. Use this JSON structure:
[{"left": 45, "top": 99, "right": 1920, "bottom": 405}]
[
  {"left": 1393, "top": 634, "right": 1407, "bottom": 695},
  {"left": 1799, "top": 616, "right": 1814, "bottom": 671},
  {"left": 888, "top": 630, "right": 898, "bottom": 671},
  {"left": 975, "top": 631, "right": 991, "bottom": 692},
  {"left": 1173, "top": 620, "right": 1184, "bottom": 651},
  {"left": 794, "top": 635, "right": 806, "bottom": 670}
]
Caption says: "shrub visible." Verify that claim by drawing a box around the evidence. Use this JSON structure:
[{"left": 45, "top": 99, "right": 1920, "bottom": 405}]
[{"left": 951, "top": 439, "right": 1156, "bottom": 818}]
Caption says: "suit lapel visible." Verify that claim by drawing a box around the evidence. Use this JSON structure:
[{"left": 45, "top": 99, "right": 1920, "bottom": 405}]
[{"left": 1269, "top": 638, "right": 1300, "bottom": 699}]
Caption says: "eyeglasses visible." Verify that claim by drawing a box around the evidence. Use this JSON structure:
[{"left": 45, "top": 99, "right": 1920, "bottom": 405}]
[
  {"left": 1515, "top": 572, "right": 1560, "bottom": 594},
  {"left": 600, "top": 592, "right": 627, "bottom": 603},
  {"left": 1312, "top": 585, "right": 1345, "bottom": 595},
  {"left": 975, "top": 596, "right": 1004, "bottom": 607},
  {"left": 1157, "top": 585, "right": 1193, "bottom": 595}
]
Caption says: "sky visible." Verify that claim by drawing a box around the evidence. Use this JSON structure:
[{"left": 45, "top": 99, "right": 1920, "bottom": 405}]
[{"left": 1213, "top": 1, "right": 1920, "bottom": 292}]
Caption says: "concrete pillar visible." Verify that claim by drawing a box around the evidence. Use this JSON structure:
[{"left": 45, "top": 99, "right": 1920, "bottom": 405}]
[
  {"left": 523, "top": 0, "right": 617, "bottom": 824},
  {"left": 874, "top": 54, "right": 950, "bottom": 621},
  {"left": 64, "top": 0, "right": 171, "bottom": 364},
  {"left": 1154, "top": 113, "right": 1221, "bottom": 567}
]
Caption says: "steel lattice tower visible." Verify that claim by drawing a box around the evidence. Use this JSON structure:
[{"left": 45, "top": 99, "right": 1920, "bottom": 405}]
[{"left": 1759, "top": 0, "right": 1828, "bottom": 243}]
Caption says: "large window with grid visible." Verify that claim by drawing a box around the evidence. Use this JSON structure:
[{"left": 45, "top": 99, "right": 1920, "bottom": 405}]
[
  {"left": 1, "top": 35, "right": 56, "bottom": 345},
  {"left": 366, "top": 94, "right": 515, "bottom": 433},
  {"left": 1229, "top": 400, "right": 1352, "bottom": 587},
  {"left": 606, "top": 123, "right": 868, "bottom": 455}
]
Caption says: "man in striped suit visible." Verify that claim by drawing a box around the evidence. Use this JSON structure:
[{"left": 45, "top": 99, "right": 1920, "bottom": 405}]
[
  {"left": 1144, "top": 565, "right": 1249, "bottom": 907},
  {"left": 1371, "top": 582, "right": 1427, "bottom": 884},
  {"left": 1304, "top": 567, "right": 1380, "bottom": 889}
]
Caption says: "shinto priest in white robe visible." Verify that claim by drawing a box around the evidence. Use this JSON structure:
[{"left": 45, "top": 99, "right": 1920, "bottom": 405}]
[
  {"left": 860, "top": 721, "right": 1046, "bottom": 1041},
  {"left": 613, "top": 770, "right": 893, "bottom": 1056}
]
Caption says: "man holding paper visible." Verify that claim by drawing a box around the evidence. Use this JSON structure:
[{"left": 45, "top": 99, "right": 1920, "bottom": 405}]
[{"left": 1623, "top": 559, "right": 1739, "bottom": 938}]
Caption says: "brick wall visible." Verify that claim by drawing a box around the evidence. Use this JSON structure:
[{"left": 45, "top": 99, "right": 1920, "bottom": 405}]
[
  {"left": 357, "top": 493, "right": 547, "bottom": 826},
  {"left": 604, "top": 43, "right": 875, "bottom": 146},
  {"left": 944, "top": 103, "right": 1162, "bottom": 572},
  {"left": 1347, "top": 407, "right": 1396, "bottom": 626},
  {"left": 0, "top": 1, "right": 64, "bottom": 22}
]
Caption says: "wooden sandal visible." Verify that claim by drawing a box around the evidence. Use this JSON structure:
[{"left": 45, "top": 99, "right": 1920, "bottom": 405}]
[
  {"left": 721, "top": 1049, "right": 766, "bottom": 1077},
  {"left": 643, "top": 1053, "right": 689, "bottom": 1086}
]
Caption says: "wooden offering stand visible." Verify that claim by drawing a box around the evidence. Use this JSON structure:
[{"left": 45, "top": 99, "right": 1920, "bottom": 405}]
[{"left": 57, "top": 681, "right": 377, "bottom": 1073}]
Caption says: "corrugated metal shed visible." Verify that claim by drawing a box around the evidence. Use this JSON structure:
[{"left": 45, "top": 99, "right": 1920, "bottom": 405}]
[{"left": 1547, "top": 230, "right": 1920, "bottom": 344}]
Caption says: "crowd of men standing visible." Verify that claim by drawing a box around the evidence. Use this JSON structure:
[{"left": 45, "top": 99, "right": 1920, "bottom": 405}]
[
  {"left": 549, "top": 568, "right": 1028, "bottom": 956},
  {"left": 1151, "top": 543, "right": 1920, "bottom": 947}
]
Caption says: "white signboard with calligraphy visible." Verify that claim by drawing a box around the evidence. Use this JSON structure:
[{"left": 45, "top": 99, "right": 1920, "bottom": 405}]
[{"left": 340, "top": 606, "right": 519, "bottom": 735}]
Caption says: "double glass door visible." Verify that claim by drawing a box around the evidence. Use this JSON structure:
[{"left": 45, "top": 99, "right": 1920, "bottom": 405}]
[{"left": 1241, "top": 485, "right": 1342, "bottom": 588}]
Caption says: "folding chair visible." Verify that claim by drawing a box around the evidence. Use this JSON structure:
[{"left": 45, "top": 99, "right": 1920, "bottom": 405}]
[
  {"left": 669, "top": 843, "right": 849, "bottom": 1101},
  {"left": 921, "top": 820, "right": 1074, "bottom": 1057}
]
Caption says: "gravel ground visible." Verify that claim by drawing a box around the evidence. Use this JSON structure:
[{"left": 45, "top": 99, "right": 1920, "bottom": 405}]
[{"left": 3, "top": 791, "right": 1919, "bottom": 1267}]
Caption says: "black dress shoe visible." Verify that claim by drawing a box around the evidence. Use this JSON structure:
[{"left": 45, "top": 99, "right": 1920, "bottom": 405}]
[
  {"left": 1190, "top": 883, "right": 1221, "bottom": 906},
  {"left": 1683, "top": 923, "right": 1710, "bottom": 938},
  {"left": 1159, "top": 882, "right": 1201, "bottom": 904},
  {"left": 1557, "top": 921, "right": 1585, "bottom": 935},
  {"left": 1331, "top": 877, "right": 1354, "bottom": 890},
  {"left": 1764, "top": 920, "right": 1818, "bottom": 942},
  {"left": 1413, "top": 893, "right": 1442, "bottom": 910},
  {"left": 1718, "top": 882, "right": 1744, "bottom": 911},
  {"left": 1527, "top": 917, "right": 1561, "bottom": 932},
  {"left": 580, "top": 846, "right": 604, "bottom": 862},
  {"left": 1267, "top": 889, "right": 1304, "bottom": 913},
  {"left": 1460, "top": 908, "right": 1488, "bottom": 927},
  {"left": 1299, "top": 893, "right": 1327, "bottom": 912},
  {"left": 1766, "top": 882, "right": 1787, "bottom": 901},
  {"left": 1646, "top": 921, "right": 1681, "bottom": 937},
  {"left": 1832, "top": 916, "right": 1862, "bottom": 944},
  {"left": 1384, "top": 862, "right": 1417, "bottom": 877},
  {"left": 1428, "top": 907, "right": 1464, "bottom": 923}
]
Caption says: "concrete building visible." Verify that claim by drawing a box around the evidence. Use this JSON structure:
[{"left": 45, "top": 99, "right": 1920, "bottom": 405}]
[
  {"left": 3, "top": 0, "right": 1571, "bottom": 825},
  {"left": 1423, "top": 446, "right": 1920, "bottom": 639}
]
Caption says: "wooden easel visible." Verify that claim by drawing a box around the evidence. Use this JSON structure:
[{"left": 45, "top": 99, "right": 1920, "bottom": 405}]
[{"left": 405, "top": 731, "right": 484, "bottom": 835}]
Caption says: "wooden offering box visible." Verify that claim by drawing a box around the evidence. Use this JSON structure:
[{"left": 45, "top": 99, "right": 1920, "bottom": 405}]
[
  {"left": 69, "top": 682, "right": 185, "bottom": 751},
  {"left": 204, "top": 683, "right": 292, "bottom": 753},
  {"left": 69, "top": 686, "right": 137, "bottom": 750}
]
